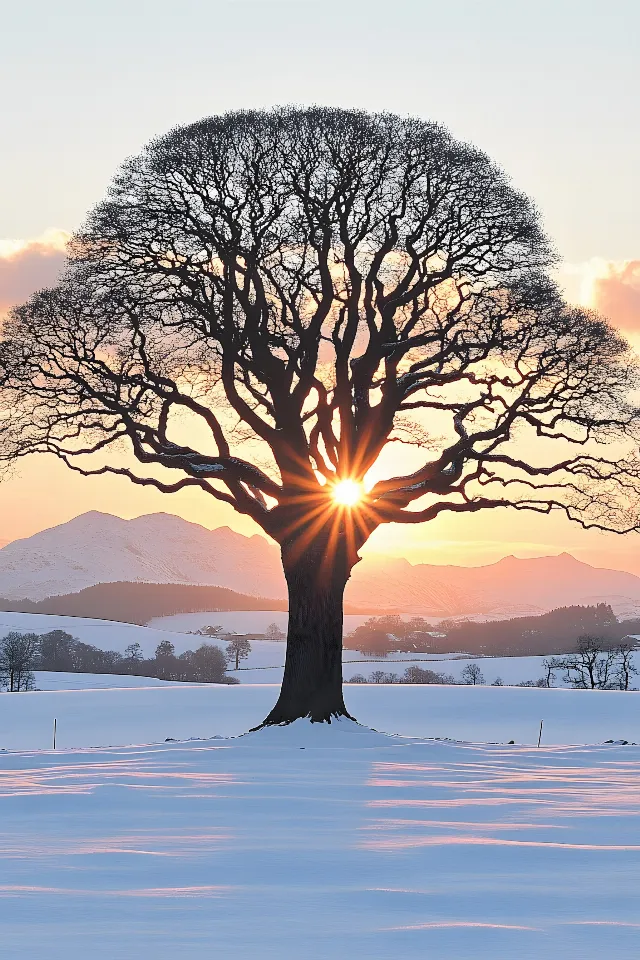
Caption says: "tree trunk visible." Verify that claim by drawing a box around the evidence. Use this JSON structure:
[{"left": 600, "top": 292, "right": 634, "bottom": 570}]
[{"left": 260, "top": 537, "right": 354, "bottom": 726}]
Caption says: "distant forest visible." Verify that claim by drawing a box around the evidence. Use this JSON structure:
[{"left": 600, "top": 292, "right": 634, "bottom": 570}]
[
  {"left": 2, "top": 583, "right": 640, "bottom": 659},
  {"left": 345, "top": 604, "right": 640, "bottom": 657},
  {"left": 0, "top": 582, "right": 287, "bottom": 624},
  {"left": 0, "top": 628, "right": 237, "bottom": 691},
  {"left": 0, "top": 581, "right": 374, "bottom": 624}
]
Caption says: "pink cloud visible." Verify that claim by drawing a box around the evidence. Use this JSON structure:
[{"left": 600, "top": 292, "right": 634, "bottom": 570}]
[
  {"left": 592, "top": 260, "right": 640, "bottom": 331},
  {"left": 0, "top": 231, "right": 69, "bottom": 313}
]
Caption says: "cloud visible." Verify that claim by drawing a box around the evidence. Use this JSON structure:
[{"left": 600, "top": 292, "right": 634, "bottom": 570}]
[
  {"left": 0, "top": 229, "right": 69, "bottom": 313},
  {"left": 592, "top": 261, "right": 640, "bottom": 332},
  {"left": 557, "top": 258, "right": 640, "bottom": 332}
]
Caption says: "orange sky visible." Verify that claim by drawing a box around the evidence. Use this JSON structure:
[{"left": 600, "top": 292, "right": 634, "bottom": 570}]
[
  {"left": 1, "top": 248, "right": 639, "bottom": 575},
  {"left": 1, "top": 2, "right": 639, "bottom": 572},
  {"left": 1, "top": 241, "right": 639, "bottom": 576}
]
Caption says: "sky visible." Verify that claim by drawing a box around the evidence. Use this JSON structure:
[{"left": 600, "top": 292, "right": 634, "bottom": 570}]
[{"left": 1, "top": 0, "right": 639, "bottom": 570}]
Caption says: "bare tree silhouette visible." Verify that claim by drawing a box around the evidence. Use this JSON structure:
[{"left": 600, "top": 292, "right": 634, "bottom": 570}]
[{"left": 1, "top": 107, "right": 638, "bottom": 723}]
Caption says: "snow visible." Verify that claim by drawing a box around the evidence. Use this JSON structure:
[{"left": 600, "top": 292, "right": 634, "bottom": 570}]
[
  {"left": 1, "top": 718, "right": 640, "bottom": 959},
  {"left": 147, "top": 609, "right": 377, "bottom": 635},
  {"left": 33, "top": 672, "right": 184, "bottom": 691},
  {"left": 2, "top": 684, "right": 639, "bottom": 752},
  {"left": 0, "top": 611, "right": 215, "bottom": 658},
  {"left": 0, "top": 511, "right": 284, "bottom": 601},
  {"left": 2, "top": 611, "right": 639, "bottom": 690}
]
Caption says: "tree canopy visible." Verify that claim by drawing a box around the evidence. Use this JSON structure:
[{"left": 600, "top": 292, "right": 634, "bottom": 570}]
[
  {"left": 2, "top": 107, "right": 637, "bottom": 557},
  {"left": 1, "top": 106, "right": 638, "bottom": 722}
]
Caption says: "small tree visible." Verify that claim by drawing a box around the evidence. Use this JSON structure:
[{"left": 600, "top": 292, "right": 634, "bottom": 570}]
[
  {"left": 225, "top": 638, "right": 252, "bottom": 671},
  {"left": 612, "top": 640, "right": 638, "bottom": 690},
  {"left": 177, "top": 643, "right": 227, "bottom": 683},
  {"left": 0, "top": 632, "right": 38, "bottom": 691},
  {"left": 462, "top": 663, "right": 484, "bottom": 685},
  {"left": 266, "top": 622, "right": 285, "bottom": 640},
  {"left": 540, "top": 656, "right": 563, "bottom": 688},
  {"left": 403, "top": 665, "right": 453, "bottom": 684},
  {"left": 38, "top": 629, "right": 75, "bottom": 672},
  {"left": 492, "top": 677, "right": 504, "bottom": 686},
  {"left": 369, "top": 669, "right": 398, "bottom": 683},
  {"left": 124, "top": 642, "right": 143, "bottom": 663},
  {"left": 72, "top": 641, "right": 123, "bottom": 674},
  {"left": 154, "top": 639, "right": 177, "bottom": 680}
]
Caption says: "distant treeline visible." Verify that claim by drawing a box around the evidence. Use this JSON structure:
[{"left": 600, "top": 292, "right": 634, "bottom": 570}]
[
  {"left": 439, "top": 604, "right": 640, "bottom": 656},
  {"left": 0, "top": 581, "right": 287, "bottom": 625},
  {"left": 345, "top": 605, "right": 640, "bottom": 657},
  {"left": 0, "top": 629, "right": 236, "bottom": 691}
]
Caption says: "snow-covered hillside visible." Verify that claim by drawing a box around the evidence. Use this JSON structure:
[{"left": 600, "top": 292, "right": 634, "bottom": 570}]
[
  {"left": 1, "top": 721, "right": 639, "bottom": 960},
  {"left": 0, "top": 511, "right": 284, "bottom": 601},
  {"left": 0, "top": 611, "right": 203, "bottom": 657}
]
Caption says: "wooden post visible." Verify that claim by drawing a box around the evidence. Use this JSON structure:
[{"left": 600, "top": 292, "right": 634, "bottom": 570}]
[
  {"left": 53, "top": 718, "right": 57, "bottom": 751},
  {"left": 537, "top": 719, "right": 543, "bottom": 748}
]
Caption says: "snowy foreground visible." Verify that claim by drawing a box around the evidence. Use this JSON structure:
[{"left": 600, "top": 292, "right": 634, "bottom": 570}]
[
  {"left": 1, "top": 683, "right": 639, "bottom": 751},
  {"left": 1, "top": 718, "right": 640, "bottom": 960}
]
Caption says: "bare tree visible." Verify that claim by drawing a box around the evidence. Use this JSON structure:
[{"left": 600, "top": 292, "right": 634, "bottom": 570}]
[
  {"left": 124, "top": 642, "right": 143, "bottom": 663},
  {"left": 369, "top": 670, "right": 389, "bottom": 684},
  {"left": 0, "top": 632, "right": 38, "bottom": 692},
  {"left": 154, "top": 639, "right": 177, "bottom": 680},
  {"left": 612, "top": 640, "right": 639, "bottom": 691},
  {"left": 225, "top": 637, "right": 252, "bottom": 670},
  {"left": 461, "top": 663, "right": 485, "bottom": 685},
  {"left": 541, "top": 656, "right": 563, "bottom": 688},
  {"left": 403, "top": 665, "right": 453, "bottom": 684},
  {"left": 557, "top": 636, "right": 618, "bottom": 689},
  {"left": 1, "top": 107, "right": 638, "bottom": 724},
  {"left": 266, "top": 622, "right": 285, "bottom": 640}
]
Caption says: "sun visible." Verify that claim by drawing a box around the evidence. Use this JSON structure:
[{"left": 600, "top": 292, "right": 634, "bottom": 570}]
[{"left": 332, "top": 479, "right": 363, "bottom": 507}]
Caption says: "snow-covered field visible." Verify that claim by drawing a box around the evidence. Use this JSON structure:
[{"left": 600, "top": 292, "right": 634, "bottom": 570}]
[
  {"left": 1, "top": 684, "right": 639, "bottom": 752},
  {"left": 147, "top": 609, "right": 378, "bottom": 635},
  {"left": 0, "top": 611, "right": 200, "bottom": 657},
  {"left": 33, "top": 672, "right": 183, "bottom": 691},
  {"left": 1, "top": 718, "right": 639, "bottom": 959}
]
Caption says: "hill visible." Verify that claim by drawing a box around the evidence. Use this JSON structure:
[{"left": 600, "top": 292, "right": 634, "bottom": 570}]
[{"left": 0, "top": 581, "right": 287, "bottom": 624}]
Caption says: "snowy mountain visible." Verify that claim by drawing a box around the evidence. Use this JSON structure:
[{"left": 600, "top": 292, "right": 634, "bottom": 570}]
[
  {"left": 348, "top": 552, "right": 640, "bottom": 617},
  {"left": 0, "top": 511, "right": 285, "bottom": 602},
  {"left": 2, "top": 510, "right": 640, "bottom": 617}
]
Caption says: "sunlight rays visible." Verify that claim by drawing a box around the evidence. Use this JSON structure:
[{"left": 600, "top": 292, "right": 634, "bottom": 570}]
[{"left": 332, "top": 479, "right": 363, "bottom": 507}]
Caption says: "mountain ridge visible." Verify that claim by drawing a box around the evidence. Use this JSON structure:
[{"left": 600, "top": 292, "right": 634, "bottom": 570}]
[{"left": 2, "top": 511, "right": 640, "bottom": 616}]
